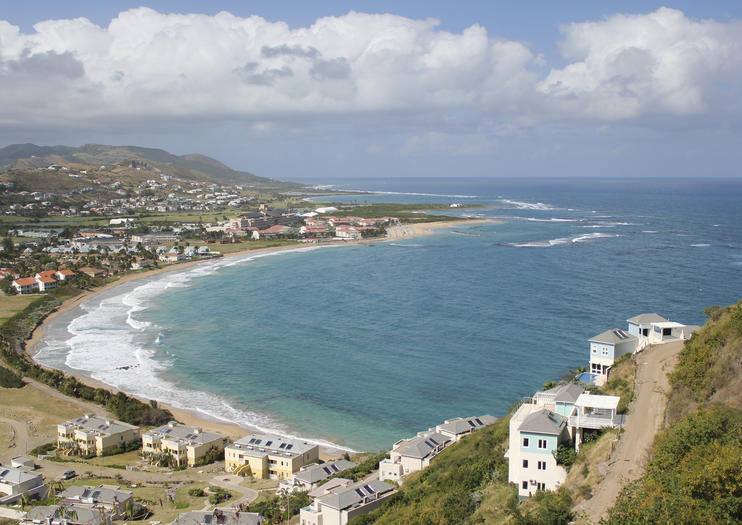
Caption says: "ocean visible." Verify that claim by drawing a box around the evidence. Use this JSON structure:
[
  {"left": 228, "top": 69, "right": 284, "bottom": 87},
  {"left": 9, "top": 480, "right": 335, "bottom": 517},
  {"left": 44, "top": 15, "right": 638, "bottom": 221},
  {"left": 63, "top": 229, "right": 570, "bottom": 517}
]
[{"left": 34, "top": 177, "right": 742, "bottom": 452}]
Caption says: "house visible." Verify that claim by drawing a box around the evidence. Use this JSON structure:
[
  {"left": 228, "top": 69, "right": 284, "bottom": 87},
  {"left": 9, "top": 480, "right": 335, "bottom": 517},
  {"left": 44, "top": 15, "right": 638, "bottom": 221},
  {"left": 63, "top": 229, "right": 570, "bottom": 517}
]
[
  {"left": 300, "top": 479, "right": 396, "bottom": 525},
  {"left": 626, "top": 313, "right": 697, "bottom": 347},
  {"left": 173, "top": 509, "right": 264, "bottom": 525},
  {"left": 58, "top": 485, "right": 134, "bottom": 518},
  {"left": 334, "top": 226, "right": 361, "bottom": 240},
  {"left": 281, "top": 459, "right": 356, "bottom": 492},
  {"left": 224, "top": 433, "right": 319, "bottom": 480},
  {"left": 506, "top": 405, "right": 570, "bottom": 497},
  {"left": 142, "top": 422, "right": 226, "bottom": 468},
  {"left": 434, "top": 415, "right": 498, "bottom": 442},
  {"left": 35, "top": 275, "right": 57, "bottom": 291},
  {"left": 10, "top": 456, "right": 35, "bottom": 470},
  {"left": 78, "top": 267, "right": 106, "bottom": 278},
  {"left": 57, "top": 414, "right": 139, "bottom": 457},
  {"left": 506, "top": 383, "right": 624, "bottom": 497},
  {"left": 56, "top": 269, "right": 76, "bottom": 280},
  {"left": 0, "top": 466, "right": 47, "bottom": 504},
  {"left": 12, "top": 277, "right": 38, "bottom": 294},
  {"left": 378, "top": 432, "right": 451, "bottom": 482},
  {"left": 23, "top": 505, "right": 109, "bottom": 525},
  {"left": 131, "top": 258, "right": 151, "bottom": 270},
  {"left": 588, "top": 329, "right": 637, "bottom": 385}
]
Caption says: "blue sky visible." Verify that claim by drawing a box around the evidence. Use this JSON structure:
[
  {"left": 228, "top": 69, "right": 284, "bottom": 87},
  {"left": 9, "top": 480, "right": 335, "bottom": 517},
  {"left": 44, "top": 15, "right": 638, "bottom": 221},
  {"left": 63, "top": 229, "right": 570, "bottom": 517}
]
[{"left": 1, "top": 2, "right": 741, "bottom": 179}]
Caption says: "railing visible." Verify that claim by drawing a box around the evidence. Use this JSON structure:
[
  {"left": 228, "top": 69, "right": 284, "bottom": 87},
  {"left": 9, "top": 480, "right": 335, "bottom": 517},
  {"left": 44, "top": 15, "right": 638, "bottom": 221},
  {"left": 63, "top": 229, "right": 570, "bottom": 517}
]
[{"left": 569, "top": 415, "right": 619, "bottom": 429}]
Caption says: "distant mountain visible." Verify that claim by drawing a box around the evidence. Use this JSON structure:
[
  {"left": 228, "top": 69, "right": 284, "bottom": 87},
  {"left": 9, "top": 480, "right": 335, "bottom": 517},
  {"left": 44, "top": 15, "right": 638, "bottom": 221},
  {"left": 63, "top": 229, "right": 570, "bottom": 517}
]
[{"left": 0, "top": 143, "right": 304, "bottom": 190}]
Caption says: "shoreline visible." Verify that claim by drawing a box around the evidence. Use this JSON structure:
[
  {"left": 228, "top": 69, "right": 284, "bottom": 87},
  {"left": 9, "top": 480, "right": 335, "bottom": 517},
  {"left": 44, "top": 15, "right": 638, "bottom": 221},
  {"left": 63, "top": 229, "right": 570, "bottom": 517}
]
[{"left": 24, "top": 218, "right": 493, "bottom": 454}]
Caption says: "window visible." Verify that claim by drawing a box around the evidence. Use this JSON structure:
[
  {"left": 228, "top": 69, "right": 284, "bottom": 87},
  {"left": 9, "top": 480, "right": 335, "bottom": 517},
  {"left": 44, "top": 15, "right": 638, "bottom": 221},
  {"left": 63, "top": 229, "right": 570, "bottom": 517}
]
[
  {"left": 602, "top": 348, "right": 608, "bottom": 356},
  {"left": 522, "top": 459, "right": 528, "bottom": 468},
  {"left": 537, "top": 482, "right": 546, "bottom": 491},
  {"left": 537, "top": 461, "right": 546, "bottom": 470},
  {"left": 522, "top": 481, "right": 528, "bottom": 490},
  {"left": 522, "top": 437, "right": 529, "bottom": 447},
  {"left": 538, "top": 439, "right": 547, "bottom": 449}
]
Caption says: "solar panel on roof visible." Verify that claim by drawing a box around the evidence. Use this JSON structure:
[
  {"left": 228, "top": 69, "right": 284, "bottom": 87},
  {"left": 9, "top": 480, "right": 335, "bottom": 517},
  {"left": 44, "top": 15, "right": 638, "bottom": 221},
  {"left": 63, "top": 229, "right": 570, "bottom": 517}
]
[
  {"left": 363, "top": 484, "right": 375, "bottom": 494},
  {"left": 355, "top": 488, "right": 366, "bottom": 498},
  {"left": 249, "top": 438, "right": 256, "bottom": 444},
  {"left": 265, "top": 441, "right": 272, "bottom": 447},
  {"left": 424, "top": 440, "right": 434, "bottom": 448},
  {"left": 323, "top": 467, "right": 331, "bottom": 475},
  {"left": 475, "top": 418, "right": 484, "bottom": 426},
  {"left": 254, "top": 439, "right": 262, "bottom": 445},
  {"left": 286, "top": 444, "right": 293, "bottom": 450},
  {"left": 331, "top": 464, "right": 339, "bottom": 472},
  {"left": 279, "top": 443, "right": 287, "bottom": 449},
  {"left": 429, "top": 438, "right": 438, "bottom": 445},
  {"left": 467, "top": 420, "right": 476, "bottom": 427}
]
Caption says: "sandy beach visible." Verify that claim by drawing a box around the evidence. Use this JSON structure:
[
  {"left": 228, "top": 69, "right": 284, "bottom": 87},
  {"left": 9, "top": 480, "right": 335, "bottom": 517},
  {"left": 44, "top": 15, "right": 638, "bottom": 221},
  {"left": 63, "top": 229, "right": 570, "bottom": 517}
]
[{"left": 23, "top": 218, "right": 493, "bottom": 453}]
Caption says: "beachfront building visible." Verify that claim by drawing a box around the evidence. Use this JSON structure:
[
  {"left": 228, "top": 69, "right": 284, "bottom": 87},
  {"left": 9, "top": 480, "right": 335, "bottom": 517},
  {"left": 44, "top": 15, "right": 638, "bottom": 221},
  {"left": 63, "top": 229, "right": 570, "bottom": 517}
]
[
  {"left": 142, "top": 422, "right": 227, "bottom": 467},
  {"left": 11, "top": 277, "right": 38, "bottom": 294},
  {"left": 279, "top": 459, "right": 357, "bottom": 493},
  {"left": 588, "top": 329, "right": 637, "bottom": 385},
  {"left": 378, "top": 432, "right": 451, "bottom": 483},
  {"left": 433, "top": 415, "right": 498, "bottom": 442},
  {"left": 173, "top": 509, "right": 264, "bottom": 525},
  {"left": 57, "top": 414, "right": 140, "bottom": 457},
  {"left": 299, "top": 479, "right": 397, "bottom": 525},
  {"left": 0, "top": 466, "right": 47, "bottom": 504},
  {"left": 58, "top": 485, "right": 134, "bottom": 518},
  {"left": 225, "top": 433, "right": 319, "bottom": 479}
]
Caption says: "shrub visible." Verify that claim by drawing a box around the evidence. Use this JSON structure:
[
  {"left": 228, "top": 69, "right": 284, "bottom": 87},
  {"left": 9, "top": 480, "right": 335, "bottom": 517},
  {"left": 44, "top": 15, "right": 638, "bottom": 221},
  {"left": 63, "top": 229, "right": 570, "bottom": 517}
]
[
  {"left": 0, "top": 365, "right": 24, "bottom": 388},
  {"left": 188, "top": 488, "right": 205, "bottom": 497}
]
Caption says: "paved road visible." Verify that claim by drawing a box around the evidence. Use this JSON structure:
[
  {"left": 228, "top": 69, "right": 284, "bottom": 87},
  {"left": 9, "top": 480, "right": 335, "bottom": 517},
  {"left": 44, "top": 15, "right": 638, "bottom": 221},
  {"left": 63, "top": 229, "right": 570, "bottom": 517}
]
[{"left": 577, "top": 341, "right": 683, "bottom": 523}]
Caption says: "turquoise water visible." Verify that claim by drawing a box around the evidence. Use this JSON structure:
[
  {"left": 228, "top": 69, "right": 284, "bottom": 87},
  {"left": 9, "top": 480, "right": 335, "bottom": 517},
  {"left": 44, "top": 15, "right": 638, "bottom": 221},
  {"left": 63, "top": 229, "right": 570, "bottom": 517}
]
[{"left": 35, "top": 178, "right": 742, "bottom": 451}]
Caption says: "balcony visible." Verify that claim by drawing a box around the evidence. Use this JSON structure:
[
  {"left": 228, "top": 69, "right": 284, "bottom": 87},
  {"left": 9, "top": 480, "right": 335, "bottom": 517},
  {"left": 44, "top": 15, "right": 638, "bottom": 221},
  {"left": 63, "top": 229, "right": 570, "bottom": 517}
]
[{"left": 568, "top": 413, "right": 625, "bottom": 429}]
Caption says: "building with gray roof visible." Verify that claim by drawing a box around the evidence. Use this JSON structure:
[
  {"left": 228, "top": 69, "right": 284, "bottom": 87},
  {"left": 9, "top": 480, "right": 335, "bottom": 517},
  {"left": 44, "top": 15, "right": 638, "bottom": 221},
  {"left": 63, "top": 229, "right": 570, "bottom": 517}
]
[
  {"left": 172, "top": 509, "right": 263, "bottom": 525},
  {"left": 379, "top": 432, "right": 450, "bottom": 482},
  {"left": 225, "top": 433, "right": 319, "bottom": 480},
  {"left": 143, "top": 422, "right": 227, "bottom": 467},
  {"left": 434, "top": 415, "right": 498, "bottom": 442},
  {"left": 57, "top": 414, "right": 139, "bottom": 457},
  {"left": 23, "top": 504, "right": 108, "bottom": 525},
  {"left": 0, "top": 466, "right": 46, "bottom": 503},
  {"left": 58, "top": 485, "right": 133, "bottom": 518},
  {"left": 291, "top": 459, "right": 356, "bottom": 490},
  {"left": 300, "top": 479, "right": 396, "bottom": 525}
]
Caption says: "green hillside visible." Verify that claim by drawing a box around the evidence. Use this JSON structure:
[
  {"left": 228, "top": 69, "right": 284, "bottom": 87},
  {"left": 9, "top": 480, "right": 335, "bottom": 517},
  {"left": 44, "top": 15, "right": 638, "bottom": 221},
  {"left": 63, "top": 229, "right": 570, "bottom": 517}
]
[
  {"left": 605, "top": 300, "right": 742, "bottom": 524},
  {"left": 0, "top": 143, "right": 306, "bottom": 190}
]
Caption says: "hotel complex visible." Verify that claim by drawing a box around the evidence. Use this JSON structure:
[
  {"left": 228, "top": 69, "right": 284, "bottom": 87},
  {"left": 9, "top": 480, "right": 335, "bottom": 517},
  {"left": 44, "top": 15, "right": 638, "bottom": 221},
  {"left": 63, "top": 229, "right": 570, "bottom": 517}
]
[
  {"left": 57, "top": 414, "right": 140, "bottom": 457},
  {"left": 225, "top": 433, "right": 319, "bottom": 479},
  {"left": 142, "top": 422, "right": 227, "bottom": 467}
]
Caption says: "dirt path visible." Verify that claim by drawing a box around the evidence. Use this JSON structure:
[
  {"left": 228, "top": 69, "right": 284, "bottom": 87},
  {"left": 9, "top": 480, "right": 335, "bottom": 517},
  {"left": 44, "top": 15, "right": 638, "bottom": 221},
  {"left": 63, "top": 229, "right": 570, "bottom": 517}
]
[{"left": 577, "top": 340, "right": 683, "bottom": 523}]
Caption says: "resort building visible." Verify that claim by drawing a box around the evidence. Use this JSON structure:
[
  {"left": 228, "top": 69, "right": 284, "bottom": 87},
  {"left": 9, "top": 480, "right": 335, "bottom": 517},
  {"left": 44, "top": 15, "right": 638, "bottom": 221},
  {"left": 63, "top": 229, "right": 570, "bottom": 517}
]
[
  {"left": 433, "top": 415, "right": 498, "bottom": 442},
  {"left": 224, "top": 433, "right": 319, "bottom": 479},
  {"left": 0, "top": 466, "right": 47, "bottom": 504},
  {"left": 379, "top": 432, "right": 451, "bottom": 483},
  {"left": 23, "top": 505, "right": 109, "bottom": 525},
  {"left": 57, "top": 414, "right": 139, "bottom": 457},
  {"left": 58, "top": 485, "right": 134, "bottom": 518},
  {"left": 142, "top": 422, "right": 227, "bottom": 467},
  {"left": 173, "top": 509, "right": 264, "bottom": 525},
  {"left": 299, "top": 479, "right": 397, "bottom": 525},
  {"left": 588, "top": 329, "right": 637, "bottom": 385},
  {"left": 506, "top": 383, "right": 624, "bottom": 498},
  {"left": 280, "top": 459, "right": 357, "bottom": 493},
  {"left": 12, "top": 277, "right": 38, "bottom": 294}
]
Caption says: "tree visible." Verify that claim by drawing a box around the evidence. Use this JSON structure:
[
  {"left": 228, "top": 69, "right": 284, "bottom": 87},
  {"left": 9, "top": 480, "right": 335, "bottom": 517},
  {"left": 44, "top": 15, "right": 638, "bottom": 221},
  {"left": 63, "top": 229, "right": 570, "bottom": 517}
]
[{"left": 1, "top": 237, "right": 15, "bottom": 256}]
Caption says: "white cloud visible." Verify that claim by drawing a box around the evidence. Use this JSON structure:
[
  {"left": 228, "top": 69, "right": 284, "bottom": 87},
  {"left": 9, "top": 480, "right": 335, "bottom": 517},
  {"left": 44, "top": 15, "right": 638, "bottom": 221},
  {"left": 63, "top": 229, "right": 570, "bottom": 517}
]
[
  {"left": 539, "top": 7, "right": 742, "bottom": 120},
  {"left": 0, "top": 7, "right": 740, "bottom": 137}
]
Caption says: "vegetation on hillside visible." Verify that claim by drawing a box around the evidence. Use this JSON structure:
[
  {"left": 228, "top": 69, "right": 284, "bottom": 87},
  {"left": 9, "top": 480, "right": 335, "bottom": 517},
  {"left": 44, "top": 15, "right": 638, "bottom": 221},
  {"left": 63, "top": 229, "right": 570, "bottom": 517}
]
[
  {"left": 317, "top": 202, "right": 484, "bottom": 223},
  {"left": 605, "top": 300, "right": 742, "bottom": 524},
  {"left": 0, "top": 364, "right": 24, "bottom": 387}
]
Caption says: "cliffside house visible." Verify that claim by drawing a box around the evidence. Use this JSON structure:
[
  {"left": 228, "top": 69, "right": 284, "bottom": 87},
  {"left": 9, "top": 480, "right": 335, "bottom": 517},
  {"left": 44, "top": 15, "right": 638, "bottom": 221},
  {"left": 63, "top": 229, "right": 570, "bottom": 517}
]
[
  {"left": 434, "top": 415, "right": 498, "bottom": 442},
  {"left": 0, "top": 466, "right": 47, "bottom": 504},
  {"left": 58, "top": 485, "right": 134, "bottom": 518},
  {"left": 506, "top": 383, "right": 623, "bottom": 498},
  {"left": 379, "top": 432, "right": 451, "bottom": 483},
  {"left": 57, "top": 414, "right": 139, "bottom": 457},
  {"left": 588, "top": 329, "right": 637, "bottom": 385},
  {"left": 142, "top": 422, "right": 227, "bottom": 467},
  {"left": 224, "top": 433, "right": 319, "bottom": 480}
]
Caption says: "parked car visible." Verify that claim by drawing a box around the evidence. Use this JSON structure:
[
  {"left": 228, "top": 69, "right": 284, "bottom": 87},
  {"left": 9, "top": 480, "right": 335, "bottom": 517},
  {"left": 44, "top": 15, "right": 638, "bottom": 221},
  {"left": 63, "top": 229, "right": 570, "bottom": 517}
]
[{"left": 58, "top": 470, "right": 76, "bottom": 480}]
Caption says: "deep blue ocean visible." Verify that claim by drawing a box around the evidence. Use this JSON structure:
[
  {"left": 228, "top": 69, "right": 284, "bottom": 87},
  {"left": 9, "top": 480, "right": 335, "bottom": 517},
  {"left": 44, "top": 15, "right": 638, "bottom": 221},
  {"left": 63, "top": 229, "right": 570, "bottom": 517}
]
[{"left": 35, "top": 178, "right": 742, "bottom": 451}]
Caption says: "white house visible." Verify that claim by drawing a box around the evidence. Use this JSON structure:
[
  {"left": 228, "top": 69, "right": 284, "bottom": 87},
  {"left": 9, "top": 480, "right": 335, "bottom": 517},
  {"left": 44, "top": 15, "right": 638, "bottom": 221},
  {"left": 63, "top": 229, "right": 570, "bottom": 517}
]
[
  {"left": 627, "top": 313, "right": 697, "bottom": 347},
  {"left": 434, "top": 415, "right": 497, "bottom": 442},
  {"left": 281, "top": 459, "right": 356, "bottom": 493},
  {"left": 378, "top": 432, "right": 450, "bottom": 482},
  {"left": 299, "top": 479, "right": 396, "bottom": 525},
  {"left": 0, "top": 466, "right": 46, "bottom": 504},
  {"left": 506, "top": 384, "right": 624, "bottom": 497},
  {"left": 588, "top": 329, "right": 637, "bottom": 385}
]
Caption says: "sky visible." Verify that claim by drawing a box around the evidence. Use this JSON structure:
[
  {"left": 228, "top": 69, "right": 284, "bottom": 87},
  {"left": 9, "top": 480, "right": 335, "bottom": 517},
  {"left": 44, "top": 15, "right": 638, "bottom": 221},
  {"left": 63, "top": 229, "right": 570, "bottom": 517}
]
[{"left": 1, "top": 2, "right": 741, "bottom": 180}]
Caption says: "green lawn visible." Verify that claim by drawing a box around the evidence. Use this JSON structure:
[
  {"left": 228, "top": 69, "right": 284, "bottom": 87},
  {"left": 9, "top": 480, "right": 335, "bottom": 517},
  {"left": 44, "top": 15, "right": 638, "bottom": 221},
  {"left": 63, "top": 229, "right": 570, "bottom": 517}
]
[{"left": 0, "top": 295, "right": 37, "bottom": 324}]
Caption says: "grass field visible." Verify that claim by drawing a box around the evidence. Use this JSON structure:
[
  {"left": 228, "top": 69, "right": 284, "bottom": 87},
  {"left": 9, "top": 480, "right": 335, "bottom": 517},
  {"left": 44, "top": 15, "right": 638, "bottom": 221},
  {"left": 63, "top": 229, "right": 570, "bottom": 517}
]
[{"left": 0, "top": 295, "right": 37, "bottom": 324}]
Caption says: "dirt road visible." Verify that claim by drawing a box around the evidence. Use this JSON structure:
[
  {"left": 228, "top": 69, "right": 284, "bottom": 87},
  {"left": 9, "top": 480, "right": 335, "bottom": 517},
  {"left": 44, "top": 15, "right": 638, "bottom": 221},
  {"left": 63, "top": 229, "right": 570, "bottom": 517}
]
[{"left": 577, "top": 340, "right": 683, "bottom": 523}]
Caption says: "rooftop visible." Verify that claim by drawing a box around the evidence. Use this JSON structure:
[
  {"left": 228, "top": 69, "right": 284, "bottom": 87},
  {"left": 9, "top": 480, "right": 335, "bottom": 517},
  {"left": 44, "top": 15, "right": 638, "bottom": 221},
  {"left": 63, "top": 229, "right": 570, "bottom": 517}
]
[
  {"left": 590, "top": 328, "right": 637, "bottom": 345},
  {"left": 519, "top": 409, "right": 567, "bottom": 436},
  {"left": 144, "top": 422, "right": 223, "bottom": 446},
  {"left": 627, "top": 313, "right": 669, "bottom": 324},
  {"left": 59, "top": 484, "right": 133, "bottom": 505},
  {"left": 437, "top": 415, "right": 497, "bottom": 435},
  {"left": 293, "top": 459, "right": 356, "bottom": 484},
  {"left": 229, "top": 433, "right": 317, "bottom": 458},
  {"left": 317, "top": 479, "right": 395, "bottom": 511},
  {"left": 394, "top": 432, "right": 450, "bottom": 459},
  {"left": 59, "top": 414, "right": 137, "bottom": 437},
  {"left": 0, "top": 466, "right": 41, "bottom": 486}
]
